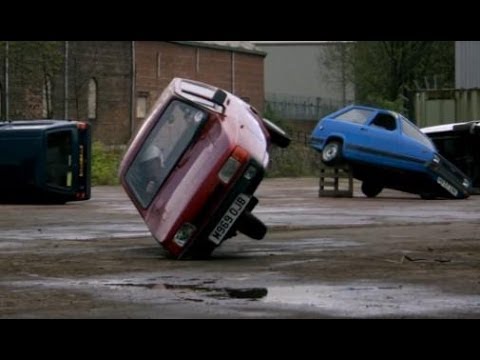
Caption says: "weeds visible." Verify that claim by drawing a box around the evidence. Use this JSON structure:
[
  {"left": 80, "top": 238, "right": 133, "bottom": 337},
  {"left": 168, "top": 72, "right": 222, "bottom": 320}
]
[{"left": 91, "top": 142, "right": 124, "bottom": 186}]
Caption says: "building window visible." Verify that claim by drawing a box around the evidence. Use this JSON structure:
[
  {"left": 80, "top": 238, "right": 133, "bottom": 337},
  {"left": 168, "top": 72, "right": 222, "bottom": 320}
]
[
  {"left": 136, "top": 94, "right": 148, "bottom": 118},
  {"left": 42, "top": 75, "right": 52, "bottom": 118},
  {"left": 88, "top": 78, "right": 97, "bottom": 120}
]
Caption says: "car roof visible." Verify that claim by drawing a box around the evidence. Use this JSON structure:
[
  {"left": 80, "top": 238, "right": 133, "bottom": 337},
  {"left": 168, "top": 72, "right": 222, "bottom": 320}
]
[
  {"left": 326, "top": 104, "right": 397, "bottom": 119},
  {"left": 422, "top": 120, "right": 480, "bottom": 134}
]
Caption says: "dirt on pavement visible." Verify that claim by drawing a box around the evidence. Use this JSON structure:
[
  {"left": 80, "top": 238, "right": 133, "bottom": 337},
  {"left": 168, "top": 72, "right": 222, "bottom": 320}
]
[{"left": 1, "top": 178, "right": 479, "bottom": 318}]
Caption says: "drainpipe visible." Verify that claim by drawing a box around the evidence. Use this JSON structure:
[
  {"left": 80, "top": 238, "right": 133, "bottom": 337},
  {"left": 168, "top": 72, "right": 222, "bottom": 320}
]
[
  {"left": 64, "top": 41, "right": 69, "bottom": 119},
  {"left": 130, "top": 41, "right": 136, "bottom": 138},
  {"left": 5, "top": 41, "right": 9, "bottom": 121},
  {"left": 231, "top": 51, "right": 235, "bottom": 94}
]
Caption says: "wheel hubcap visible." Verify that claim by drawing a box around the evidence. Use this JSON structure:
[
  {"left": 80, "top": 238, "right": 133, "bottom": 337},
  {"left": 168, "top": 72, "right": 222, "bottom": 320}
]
[{"left": 323, "top": 146, "right": 337, "bottom": 161}]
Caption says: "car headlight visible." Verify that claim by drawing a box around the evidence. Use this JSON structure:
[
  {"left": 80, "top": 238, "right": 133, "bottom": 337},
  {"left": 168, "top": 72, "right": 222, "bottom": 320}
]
[
  {"left": 173, "top": 223, "right": 196, "bottom": 247},
  {"left": 463, "top": 179, "right": 471, "bottom": 188},
  {"left": 432, "top": 154, "right": 441, "bottom": 164}
]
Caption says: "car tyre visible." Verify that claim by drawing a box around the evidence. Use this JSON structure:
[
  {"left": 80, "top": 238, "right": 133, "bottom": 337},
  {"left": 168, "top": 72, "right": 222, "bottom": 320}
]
[
  {"left": 361, "top": 181, "right": 383, "bottom": 198},
  {"left": 236, "top": 211, "right": 267, "bottom": 240},
  {"left": 322, "top": 141, "right": 343, "bottom": 166}
]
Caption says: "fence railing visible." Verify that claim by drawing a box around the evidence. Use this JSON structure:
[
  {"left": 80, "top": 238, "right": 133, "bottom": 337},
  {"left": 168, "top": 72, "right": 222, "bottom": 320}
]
[{"left": 265, "top": 93, "right": 347, "bottom": 121}]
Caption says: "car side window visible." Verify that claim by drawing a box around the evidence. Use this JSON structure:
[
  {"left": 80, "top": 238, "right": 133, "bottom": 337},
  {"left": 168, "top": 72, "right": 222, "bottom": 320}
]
[
  {"left": 370, "top": 113, "right": 396, "bottom": 131},
  {"left": 401, "top": 116, "right": 435, "bottom": 149},
  {"left": 334, "top": 108, "right": 374, "bottom": 124}
]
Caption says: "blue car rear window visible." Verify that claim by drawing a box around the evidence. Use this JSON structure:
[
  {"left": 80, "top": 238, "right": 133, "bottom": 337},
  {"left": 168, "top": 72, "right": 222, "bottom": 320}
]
[{"left": 333, "top": 108, "right": 374, "bottom": 124}]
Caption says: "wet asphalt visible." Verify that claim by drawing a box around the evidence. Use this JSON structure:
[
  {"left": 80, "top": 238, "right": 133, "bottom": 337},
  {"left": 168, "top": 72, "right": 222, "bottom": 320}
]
[{"left": 1, "top": 178, "right": 480, "bottom": 318}]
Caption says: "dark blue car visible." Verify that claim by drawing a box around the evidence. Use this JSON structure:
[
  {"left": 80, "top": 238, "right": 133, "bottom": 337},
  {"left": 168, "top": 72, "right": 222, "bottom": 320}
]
[
  {"left": 0, "top": 120, "right": 91, "bottom": 203},
  {"left": 310, "top": 105, "right": 471, "bottom": 199}
]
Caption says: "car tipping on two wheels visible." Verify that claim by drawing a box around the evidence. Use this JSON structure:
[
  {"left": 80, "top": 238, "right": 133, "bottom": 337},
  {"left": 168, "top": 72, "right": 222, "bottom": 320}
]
[
  {"left": 119, "top": 78, "right": 290, "bottom": 259},
  {"left": 309, "top": 105, "right": 472, "bottom": 200}
]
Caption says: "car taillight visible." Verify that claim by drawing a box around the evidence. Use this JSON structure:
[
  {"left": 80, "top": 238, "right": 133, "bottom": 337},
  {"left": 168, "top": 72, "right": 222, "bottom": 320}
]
[
  {"left": 79, "top": 145, "right": 85, "bottom": 177},
  {"left": 77, "top": 122, "right": 88, "bottom": 130},
  {"left": 76, "top": 192, "right": 86, "bottom": 200}
]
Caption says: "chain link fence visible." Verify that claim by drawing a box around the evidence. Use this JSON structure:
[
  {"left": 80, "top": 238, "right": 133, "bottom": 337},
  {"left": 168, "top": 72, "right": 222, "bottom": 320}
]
[
  {"left": 263, "top": 93, "right": 348, "bottom": 177},
  {"left": 265, "top": 93, "right": 347, "bottom": 121}
]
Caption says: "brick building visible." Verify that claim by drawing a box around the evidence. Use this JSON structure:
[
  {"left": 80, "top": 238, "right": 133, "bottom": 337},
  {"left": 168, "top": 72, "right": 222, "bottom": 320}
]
[{"left": 0, "top": 41, "right": 266, "bottom": 144}]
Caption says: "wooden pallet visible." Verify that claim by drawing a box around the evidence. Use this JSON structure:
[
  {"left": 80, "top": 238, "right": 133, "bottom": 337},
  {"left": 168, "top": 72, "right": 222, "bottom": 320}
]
[{"left": 318, "top": 164, "right": 353, "bottom": 197}]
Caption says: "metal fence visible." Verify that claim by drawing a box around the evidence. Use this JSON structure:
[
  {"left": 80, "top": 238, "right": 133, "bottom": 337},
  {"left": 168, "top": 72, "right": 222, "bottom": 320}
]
[{"left": 265, "top": 93, "right": 347, "bottom": 121}]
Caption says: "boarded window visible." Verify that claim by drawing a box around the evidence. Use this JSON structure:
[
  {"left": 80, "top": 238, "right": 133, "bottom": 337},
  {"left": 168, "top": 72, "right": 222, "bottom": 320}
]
[
  {"left": 88, "top": 78, "right": 97, "bottom": 119},
  {"left": 137, "top": 96, "right": 148, "bottom": 118}
]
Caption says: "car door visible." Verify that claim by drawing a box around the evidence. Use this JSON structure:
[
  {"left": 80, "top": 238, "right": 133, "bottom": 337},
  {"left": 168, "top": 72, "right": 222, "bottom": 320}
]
[
  {"left": 355, "top": 111, "right": 400, "bottom": 167},
  {"left": 398, "top": 116, "right": 435, "bottom": 167}
]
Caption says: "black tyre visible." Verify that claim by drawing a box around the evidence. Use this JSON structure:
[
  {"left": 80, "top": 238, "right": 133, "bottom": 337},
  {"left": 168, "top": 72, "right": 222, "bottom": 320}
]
[
  {"left": 262, "top": 118, "right": 291, "bottom": 148},
  {"left": 322, "top": 141, "right": 343, "bottom": 166},
  {"left": 236, "top": 211, "right": 267, "bottom": 240},
  {"left": 361, "top": 181, "right": 383, "bottom": 198}
]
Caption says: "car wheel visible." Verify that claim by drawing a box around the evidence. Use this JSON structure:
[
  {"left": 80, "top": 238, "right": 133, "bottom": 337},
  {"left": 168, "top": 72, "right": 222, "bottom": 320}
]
[
  {"left": 236, "top": 211, "right": 267, "bottom": 240},
  {"left": 262, "top": 118, "right": 291, "bottom": 148},
  {"left": 322, "top": 141, "right": 343, "bottom": 166},
  {"left": 361, "top": 181, "right": 383, "bottom": 198}
]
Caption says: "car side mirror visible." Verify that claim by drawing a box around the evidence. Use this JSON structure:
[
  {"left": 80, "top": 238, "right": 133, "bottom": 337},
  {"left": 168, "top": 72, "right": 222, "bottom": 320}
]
[{"left": 212, "top": 90, "right": 227, "bottom": 106}]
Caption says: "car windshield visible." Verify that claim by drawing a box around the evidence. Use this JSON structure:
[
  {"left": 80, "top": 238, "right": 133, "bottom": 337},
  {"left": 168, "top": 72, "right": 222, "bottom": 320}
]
[
  {"left": 400, "top": 116, "right": 435, "bottom": 150},
  {"left": 125, "top": 100, "right": 207, "bottom": 208},
  {"left": 334, "top": 108, "right": 374, "bottom": 124}
]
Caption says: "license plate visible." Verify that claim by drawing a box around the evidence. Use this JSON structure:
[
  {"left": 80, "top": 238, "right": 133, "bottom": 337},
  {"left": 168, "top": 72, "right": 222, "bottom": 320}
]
[
  {"left": 208, "top": 193, "right": 251, "bottom": 245},
  {"left": 437, "top": 176, "right": 458, "bottom": 197}
]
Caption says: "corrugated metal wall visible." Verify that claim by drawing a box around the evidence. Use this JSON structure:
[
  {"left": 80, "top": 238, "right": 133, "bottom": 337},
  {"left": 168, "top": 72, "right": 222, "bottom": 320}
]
[
  {"left": 455, "top": 41, "right": 480, "bottom": 89},
  {"left": 414, "top": 89, "right": 480, "bottom": 127},
  {"left": 254, "top": 42, "right": 355, "bottom": 103},
  {"left": 415, "top": 42, "right": 480, "bottom": 127}
]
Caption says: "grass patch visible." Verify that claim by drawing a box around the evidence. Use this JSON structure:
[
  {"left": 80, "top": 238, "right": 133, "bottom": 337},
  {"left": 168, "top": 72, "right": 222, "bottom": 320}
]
[
  {"left": 91, "top": 142, "right": 124, "bottom": 186},
  {"left": 267, "top": 140, "right": 321, "bottom": 178}
]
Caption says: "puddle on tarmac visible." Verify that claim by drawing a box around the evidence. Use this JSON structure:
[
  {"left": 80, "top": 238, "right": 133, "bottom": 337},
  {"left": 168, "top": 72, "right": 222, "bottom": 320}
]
[
  {"left": 105, "top": 282, "right": 268, "bottom": 301},
  {"left": 223, "top": 288, "right": 268, "bottom": 299},
  {"left": 262, "top": 283, "right": 480, "bottom": 317},
  {"left": 164, "top": 284, "right": 268, "bottom": 301},
  {"left": 9, "top": 275, "right": 479, "bottom": 317}
]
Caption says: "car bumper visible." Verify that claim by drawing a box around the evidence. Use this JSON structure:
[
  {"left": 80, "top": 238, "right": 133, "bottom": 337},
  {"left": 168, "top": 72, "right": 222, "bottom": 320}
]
[
  {"left": 428, "top": 157, "right": 471, "bottom": 199},
  {"left": 177, "top": 159, "right": 265, "bottom": 258}
]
